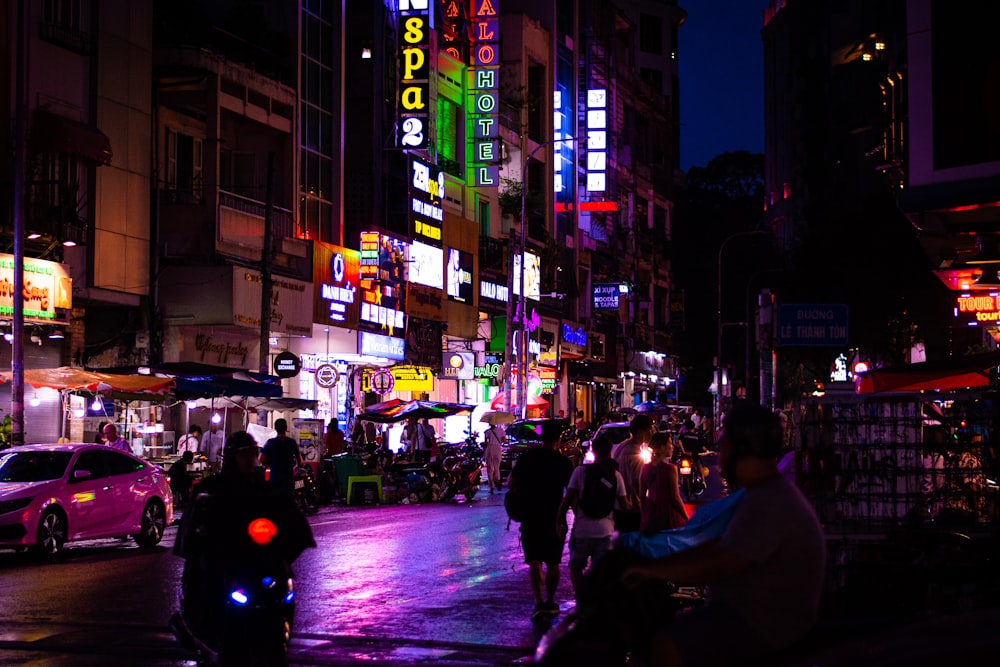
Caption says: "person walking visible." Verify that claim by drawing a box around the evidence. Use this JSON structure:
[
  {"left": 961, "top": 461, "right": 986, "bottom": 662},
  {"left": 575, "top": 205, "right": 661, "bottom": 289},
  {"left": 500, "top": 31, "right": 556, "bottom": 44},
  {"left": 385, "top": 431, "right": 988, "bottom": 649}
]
[
  {"left": 507, "top": 420, "right": 574, "bottom": 620},
  {"left": 482, "top": 423, "right": 505, "bottom": 493},
  {"left": 639, "top": 432, "right": 689, "bottom": 534},
  {"left": 558, "top": 435, "right": 628, "bottom": 601},
  {"left": 168, "top": 451, "right": 195, "bottom": 508},
  {"left": 612, "top": 414, "right": 654, "bottom": 533},
  {"left": 260, "top": 418, "right": 302, "bottom": 495}
]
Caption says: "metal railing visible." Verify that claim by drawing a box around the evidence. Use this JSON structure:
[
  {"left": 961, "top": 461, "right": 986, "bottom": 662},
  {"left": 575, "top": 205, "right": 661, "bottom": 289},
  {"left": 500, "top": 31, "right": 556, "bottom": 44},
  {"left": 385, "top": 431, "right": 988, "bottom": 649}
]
[{"left": 219, "top": 190, "right": 293, "bottom": 239}]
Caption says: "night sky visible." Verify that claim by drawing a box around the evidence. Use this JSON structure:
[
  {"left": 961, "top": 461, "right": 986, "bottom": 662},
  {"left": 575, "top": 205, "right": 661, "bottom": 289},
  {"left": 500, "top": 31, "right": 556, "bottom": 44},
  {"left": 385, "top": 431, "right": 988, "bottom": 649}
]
[{"left": 679, "top": 0, "right": 765, "bottom": 171}]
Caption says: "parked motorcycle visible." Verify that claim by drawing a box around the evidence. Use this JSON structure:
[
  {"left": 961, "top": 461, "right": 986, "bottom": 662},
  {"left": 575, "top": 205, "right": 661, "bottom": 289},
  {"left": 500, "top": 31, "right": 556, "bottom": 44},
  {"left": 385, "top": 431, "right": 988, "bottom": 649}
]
[
  {"left": 385, "top": 454, "right": 443, "bottom": 503},
  {"left": 437, "top": 443, "right": 484, "bottom": 502},
  {"left": 292, "top": 465, "right": 320, "bottom": 515}
]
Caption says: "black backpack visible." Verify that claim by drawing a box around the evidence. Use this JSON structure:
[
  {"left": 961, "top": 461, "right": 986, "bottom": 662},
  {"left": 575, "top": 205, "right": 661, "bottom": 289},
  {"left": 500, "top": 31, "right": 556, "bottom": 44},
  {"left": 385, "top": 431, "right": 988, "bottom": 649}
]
[
  {"left": 504, "top": 482, "right": 527, "bottom": 522},
  {"left": 578, "top": 460, "right": 618, "bottom": 519}
]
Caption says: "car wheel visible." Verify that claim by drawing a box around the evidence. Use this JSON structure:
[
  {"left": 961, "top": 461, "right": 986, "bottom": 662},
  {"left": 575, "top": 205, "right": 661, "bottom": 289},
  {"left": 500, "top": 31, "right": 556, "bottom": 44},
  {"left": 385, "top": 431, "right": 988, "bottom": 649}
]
[
  {"left": 134, "top": 499, "right": 166, "bottom": 547},
  {"left": 35, "top": 508, "right": 67, "bottom": 556}
]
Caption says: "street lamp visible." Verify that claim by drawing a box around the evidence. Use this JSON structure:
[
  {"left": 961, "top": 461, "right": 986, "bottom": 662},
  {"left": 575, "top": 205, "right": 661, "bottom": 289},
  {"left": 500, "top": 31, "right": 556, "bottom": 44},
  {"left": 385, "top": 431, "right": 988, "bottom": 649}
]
[
  {"left": 716, "top": 230, "right": 768, "bottom": 424},
  {"left": 503, "top": 136, "right": 579, "bottom": 419}
]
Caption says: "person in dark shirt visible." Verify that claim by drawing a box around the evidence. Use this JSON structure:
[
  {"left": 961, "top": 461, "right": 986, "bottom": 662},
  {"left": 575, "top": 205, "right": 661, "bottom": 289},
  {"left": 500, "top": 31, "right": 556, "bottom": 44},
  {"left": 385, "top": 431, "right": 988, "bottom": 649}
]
[
  {"left": 261, "top": 418, "right": 302, "bottom": 495},
  {"left": 508, "top": 420, "right": 575, "bottom": 620},
  {"left": 168, "top": 451, "right": 195, "bottom": 507},
  {"left": 324, "top": 418, "right": 346, "bottom": 456}
]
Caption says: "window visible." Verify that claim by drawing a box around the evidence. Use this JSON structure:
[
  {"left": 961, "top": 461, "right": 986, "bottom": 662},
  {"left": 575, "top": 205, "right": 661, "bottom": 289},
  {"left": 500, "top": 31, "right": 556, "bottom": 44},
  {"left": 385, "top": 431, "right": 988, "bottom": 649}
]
[
  {"left": 639, "top": 67, "right": 662, "bottom": 94},
  {"left": 165, "top": 129, "right": 203, "bottom": 199},
  {"left": 477, "top": 196, "right": 491, "bottom": 237},
  {"left": 72, "top": 451, "right": 112, "bottom": 481},
  {"left": 106, "top": 451, "right": 145, "bottom": 476},
  {"left": 639, "top": 13, "right": 663, "bottom": 55},
  {"left": 44, "top": 0, "right": 81, "bottom": 31}
]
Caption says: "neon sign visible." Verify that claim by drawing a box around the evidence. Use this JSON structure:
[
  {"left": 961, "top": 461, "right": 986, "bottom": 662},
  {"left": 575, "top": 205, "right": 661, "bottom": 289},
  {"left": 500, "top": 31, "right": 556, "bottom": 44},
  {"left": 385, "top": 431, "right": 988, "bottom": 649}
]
[
  {"left": 409, "top": 158, "right": 444, "bottom": 245},
  {"left": 397, "top": 1, "right": 430, "bottom": 149},
  {"left": 586, "top": 89, "right": 607, "bottom": 192},
  {"left": 955, "top": 294, "right": 1000, "bottom": 323},
  {"left": 467, "top": 0, "right": 499, "bottom": 187}
]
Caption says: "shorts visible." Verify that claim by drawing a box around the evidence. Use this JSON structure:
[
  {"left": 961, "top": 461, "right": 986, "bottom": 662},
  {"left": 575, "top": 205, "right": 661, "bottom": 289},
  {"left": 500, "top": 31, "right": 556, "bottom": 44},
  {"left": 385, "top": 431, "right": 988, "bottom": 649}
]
[
  {"left": 669, "top": 604, "right": 773, "bottom": 667},
  {"left": 568, "top": 534, "right": 613, "bottom": 571},
  {"left": 521, "top": 522, "right": 566, "bottom": 565}
]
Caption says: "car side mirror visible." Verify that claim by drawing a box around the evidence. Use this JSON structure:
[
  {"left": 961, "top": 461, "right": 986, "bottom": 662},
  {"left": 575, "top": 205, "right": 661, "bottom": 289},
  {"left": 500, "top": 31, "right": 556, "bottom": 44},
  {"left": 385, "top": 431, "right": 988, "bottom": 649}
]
[{"left": 72, "top": 469, "right": 92, "bottom": 481}]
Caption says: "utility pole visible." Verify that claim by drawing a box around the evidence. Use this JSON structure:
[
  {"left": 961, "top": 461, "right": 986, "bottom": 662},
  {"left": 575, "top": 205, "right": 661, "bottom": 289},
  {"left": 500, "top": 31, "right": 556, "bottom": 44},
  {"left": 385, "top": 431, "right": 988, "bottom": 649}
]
[
  {"left": 258, "top": 152, "right": 275, "bottom": 375},
  {"left": 11, "top": 0, "right": 27, "bottom": 446}
]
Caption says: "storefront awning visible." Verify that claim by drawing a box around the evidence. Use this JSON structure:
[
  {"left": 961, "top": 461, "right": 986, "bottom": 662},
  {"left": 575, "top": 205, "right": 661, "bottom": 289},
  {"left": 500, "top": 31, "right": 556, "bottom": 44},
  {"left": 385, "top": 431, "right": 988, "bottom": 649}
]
[
  {"left": 0, "top": 367, "right": 174, "bottom": 395},
  {"left": 31, "top": 110, "right": 113, "bottom": 165},
  {"left": 856, "top": 351, "right": 1000, "bottom": 394}
]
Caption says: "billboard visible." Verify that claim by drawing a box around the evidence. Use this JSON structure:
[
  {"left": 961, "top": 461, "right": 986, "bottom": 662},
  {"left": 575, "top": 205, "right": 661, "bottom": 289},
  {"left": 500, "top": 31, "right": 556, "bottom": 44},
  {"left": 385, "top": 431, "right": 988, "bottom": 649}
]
[
  {"left": 513, "top": 251, "right": 540, "bottom": 301},
  {"left": 409, "top": 157, "right": 444, "bottom": 246},
  {"left": 313, "top": 241, "right": 360, "bottom": 329},
  {"left": 0, "top": 253, "right": 72, "bottom": 323},
  {"left": 446, "top": 248, "right": 473, "bottom": 303},
  {"left": 359, "top": 232, "right": 407, "bottom": 337},
  {"left": 408, "top": 240, "right": 443, "bottom": 290}
]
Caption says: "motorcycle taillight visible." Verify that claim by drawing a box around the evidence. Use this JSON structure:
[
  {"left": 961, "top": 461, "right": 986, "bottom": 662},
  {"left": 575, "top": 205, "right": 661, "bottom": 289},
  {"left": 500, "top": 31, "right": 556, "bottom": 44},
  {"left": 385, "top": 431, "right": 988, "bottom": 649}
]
[
  {"left": 248, "top": 518, "right": 278, "bottom": 546},
  {"left": 679, "top": 460, "right": 692, "bottom": 475}
]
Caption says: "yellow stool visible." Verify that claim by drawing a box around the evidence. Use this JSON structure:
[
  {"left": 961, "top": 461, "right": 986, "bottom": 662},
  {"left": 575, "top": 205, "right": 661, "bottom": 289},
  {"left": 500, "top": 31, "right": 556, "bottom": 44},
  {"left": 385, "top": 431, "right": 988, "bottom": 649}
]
[{"left": 346, "top": 475, "right": 382, "bottom": 505}]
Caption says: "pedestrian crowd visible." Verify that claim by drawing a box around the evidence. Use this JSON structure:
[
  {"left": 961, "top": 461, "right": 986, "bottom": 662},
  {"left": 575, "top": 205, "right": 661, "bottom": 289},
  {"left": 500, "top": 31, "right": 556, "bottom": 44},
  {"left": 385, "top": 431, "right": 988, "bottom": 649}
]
[{"left": 506, "top": 403, "right": 826, "bottom": 667}]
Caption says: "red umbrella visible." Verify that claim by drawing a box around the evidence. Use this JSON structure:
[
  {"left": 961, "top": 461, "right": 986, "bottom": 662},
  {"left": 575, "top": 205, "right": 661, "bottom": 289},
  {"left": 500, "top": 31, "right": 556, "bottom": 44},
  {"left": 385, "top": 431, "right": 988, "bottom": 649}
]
[{"left": 490, "top": 391, "right": 549, "bottom": 411}]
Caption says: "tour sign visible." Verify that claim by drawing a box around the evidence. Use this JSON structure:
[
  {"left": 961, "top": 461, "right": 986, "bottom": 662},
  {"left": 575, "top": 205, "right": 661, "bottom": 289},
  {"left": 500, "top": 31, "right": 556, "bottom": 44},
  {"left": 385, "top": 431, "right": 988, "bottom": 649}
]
[
  {"left": 315, "top": 363, "right": 340, "bottom": 388},
  {"left": 273, "top": 351, "right": 302, "bottom": 378}
]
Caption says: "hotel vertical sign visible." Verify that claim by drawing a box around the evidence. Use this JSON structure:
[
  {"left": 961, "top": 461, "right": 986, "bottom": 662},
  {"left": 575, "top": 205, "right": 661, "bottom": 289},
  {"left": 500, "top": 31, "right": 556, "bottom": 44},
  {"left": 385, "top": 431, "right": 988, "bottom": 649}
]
[
  {"left": 398, "top": 0, "right": 431, "bottom": 149},
  {"left": 468, "top": 0, "right": 500, "bottom": 187}
]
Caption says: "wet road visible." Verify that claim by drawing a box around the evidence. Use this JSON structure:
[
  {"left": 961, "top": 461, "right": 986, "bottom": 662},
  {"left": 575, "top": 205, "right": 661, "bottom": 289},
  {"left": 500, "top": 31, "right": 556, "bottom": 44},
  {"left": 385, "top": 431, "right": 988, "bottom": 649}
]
[{"left": 0, "top": 490, "right": 562, "bottom": 666}]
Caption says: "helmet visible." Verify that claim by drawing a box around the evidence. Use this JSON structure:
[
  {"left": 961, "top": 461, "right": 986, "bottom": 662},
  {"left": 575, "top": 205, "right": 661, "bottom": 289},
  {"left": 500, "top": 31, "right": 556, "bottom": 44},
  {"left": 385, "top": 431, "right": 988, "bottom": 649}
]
[{"left": 223, "top": 431, "right": 260, "bottom": 457}]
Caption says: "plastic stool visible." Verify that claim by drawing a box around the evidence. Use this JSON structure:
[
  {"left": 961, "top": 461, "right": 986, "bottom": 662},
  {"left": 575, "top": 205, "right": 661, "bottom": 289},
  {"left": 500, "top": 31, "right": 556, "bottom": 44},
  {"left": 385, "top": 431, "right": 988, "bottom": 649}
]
[{"left": 346, "top": 475, "right": 382, "bottom": 505}]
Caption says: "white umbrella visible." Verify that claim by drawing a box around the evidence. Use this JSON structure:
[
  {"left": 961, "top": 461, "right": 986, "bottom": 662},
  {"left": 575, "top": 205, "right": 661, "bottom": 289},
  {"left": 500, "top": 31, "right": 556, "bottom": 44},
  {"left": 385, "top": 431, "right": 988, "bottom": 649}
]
[{"left": 480, "top": 410, "right": 515, "bottom": 426}]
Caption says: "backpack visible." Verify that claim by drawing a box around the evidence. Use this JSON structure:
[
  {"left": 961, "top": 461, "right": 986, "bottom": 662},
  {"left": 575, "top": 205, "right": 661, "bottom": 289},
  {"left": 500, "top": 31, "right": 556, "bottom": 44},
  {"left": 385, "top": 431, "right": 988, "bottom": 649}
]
[
  {"left": 504, "top": 481, "right": 528, "bottom": 522},
  {"left": 579, "top": 460, "right": 619, "bottom": 519}
]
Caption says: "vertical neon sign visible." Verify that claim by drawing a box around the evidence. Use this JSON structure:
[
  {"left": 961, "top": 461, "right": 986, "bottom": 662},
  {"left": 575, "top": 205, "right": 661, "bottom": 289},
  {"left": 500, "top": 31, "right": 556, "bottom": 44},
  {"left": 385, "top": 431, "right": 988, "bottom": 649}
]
[
  {"left": 398, "top": 1, "right": 431, "bottom": 149},
  {"left": 468, "top": 0, "right": 500, "bottom": 187},
  {"left": 586, "top": 89, "right": 607, "bottom": 192}
]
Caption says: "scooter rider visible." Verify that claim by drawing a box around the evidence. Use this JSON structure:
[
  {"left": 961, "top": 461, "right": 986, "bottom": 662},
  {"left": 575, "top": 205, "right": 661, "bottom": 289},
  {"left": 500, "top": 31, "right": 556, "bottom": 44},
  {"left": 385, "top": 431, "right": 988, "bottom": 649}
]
[{"left": 173, "top": 431, "right": 315, "bottom": 645}]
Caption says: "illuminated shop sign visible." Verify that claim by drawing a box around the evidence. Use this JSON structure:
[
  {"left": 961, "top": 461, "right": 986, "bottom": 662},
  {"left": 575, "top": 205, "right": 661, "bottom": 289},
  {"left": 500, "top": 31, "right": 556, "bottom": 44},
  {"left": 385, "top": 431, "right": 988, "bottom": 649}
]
[
  {"left": 442, "top": 351, "right": 475, "bottom": 380},
  {"left": 359, "top": 232, "right": 407, "bottom": 336},
  {"left": 446, "top": 248, "right": 473, "bottom": 303},
  {"left": 397, "top": 0, "right": 431, "bottom": 149},
  {"left": 955, "top": 294, "right": 1000, "bottom": 324},
  {"left": 585, "top": 89, "right": 607, "bottom": 193},
  {"left": 467, "top": 0, "right": 499, "bottom": 187},
  {"left": 439, "top": 0, "right": 470, "bottom": 61},
  {"left": 562, "top": 323, "right": 587, "bottom": 347},
  {"left": 513, "top": 251, "right": 540, "bottom": 301},
  {"left": 480, "top": 279, "right": 508, "bottom": 303},
  {"left": 363, "top": 365, "right": 434, "bottom": 392},
  {"left": 409, "top": 157, "right": 444, "bottom": 245},
  {"left": 593, "top": 282, "right": 627, "bottom": 310},
  {"left": 313, "top": 242, "right": 360, "bottom": 328},
  {"left": 0, "top": 253, "right": 72, "bottom": 323},
  {"left": 407, "top": 240, "right": 443, "bottom": 290},
  {"left": 359, "top": 331, "right": 406, "bottom": 361},
  {"left": 475, "top": 351, "right": 504, "bottom": 381}
]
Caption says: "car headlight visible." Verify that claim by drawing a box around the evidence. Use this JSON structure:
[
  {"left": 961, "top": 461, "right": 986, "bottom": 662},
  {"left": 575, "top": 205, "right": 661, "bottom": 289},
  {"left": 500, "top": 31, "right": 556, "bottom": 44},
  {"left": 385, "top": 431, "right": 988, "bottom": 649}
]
[{"left": 0, "top": 497, "right": 34, "bottom": 515}]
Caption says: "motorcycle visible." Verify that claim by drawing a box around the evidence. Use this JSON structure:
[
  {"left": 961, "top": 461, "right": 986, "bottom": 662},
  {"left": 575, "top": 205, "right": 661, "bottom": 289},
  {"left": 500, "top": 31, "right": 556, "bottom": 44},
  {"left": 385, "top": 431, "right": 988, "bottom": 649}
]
[
  {"left": 293, "top": 465, "right": 320, "bottom": 515},
  {"left": 535, "top": 547, "right": 698, "bottom": 666},
  {"left": 437, "top": 443, "right": 484, "bottom": 502},
  {"left": 385, "top": 453, "right": 444, "bottom": 503},
  {"left": 171, "top": 493, "right": 312, "bottom": 667},
  {"left": 674, "top": 452, "right": 708, "bottom": 502}
]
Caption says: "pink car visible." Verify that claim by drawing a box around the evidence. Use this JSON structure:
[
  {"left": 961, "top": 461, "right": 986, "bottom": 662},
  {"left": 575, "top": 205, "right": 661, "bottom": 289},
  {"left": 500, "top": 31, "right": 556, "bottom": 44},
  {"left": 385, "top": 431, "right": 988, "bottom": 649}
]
[{"left": 0, "top": 443, "right": 173, "bottom": 555}]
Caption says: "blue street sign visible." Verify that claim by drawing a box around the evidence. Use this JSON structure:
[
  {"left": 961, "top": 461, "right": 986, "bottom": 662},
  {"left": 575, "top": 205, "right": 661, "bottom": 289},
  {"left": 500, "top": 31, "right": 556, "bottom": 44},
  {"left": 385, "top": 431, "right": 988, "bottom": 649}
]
[{"left": 776, "top": 304, "right": 849, "bottom": 347}]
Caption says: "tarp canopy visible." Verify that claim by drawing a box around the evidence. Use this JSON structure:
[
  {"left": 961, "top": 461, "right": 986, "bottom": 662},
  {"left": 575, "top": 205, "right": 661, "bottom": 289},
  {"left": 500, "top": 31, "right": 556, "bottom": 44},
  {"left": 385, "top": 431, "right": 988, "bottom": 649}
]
[
  {"left": 0, "top": 367, "right": 175, "bottom": 395},
  {"left": 90, "top": 362, "right": 282, "bottom": 400},
  {"left": 856, "top": 351, "right": 1000, "bottom": 394},
  {"left": 489, "top": 391, "right": 549, "bottom": 411},
  {"left": 357, "top": 400, "right": 475, "bottom": 424},
  {"left": 93, "top": 362, "right": 280, "bottom": 384},
  {"left": 173, "top": 375, "right": 283, "bottom": 400}
]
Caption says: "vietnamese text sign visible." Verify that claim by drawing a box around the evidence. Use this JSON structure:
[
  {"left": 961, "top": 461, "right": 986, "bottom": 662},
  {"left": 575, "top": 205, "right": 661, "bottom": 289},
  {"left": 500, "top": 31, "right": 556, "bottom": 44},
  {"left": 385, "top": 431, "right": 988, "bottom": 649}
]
[
  {"left": 776, "top": 304, "right": 849, "bottom": 347},
  {"left": 593, "top": 282, "right": 624, "bottom": 310},
  {"left": 359, "top": 331, "right": 406, "bottom": 361},
  {"left": 0, "top": 253, "right": 72, "bottom": 322},
  {"left": 397, "top": 0, "right": 430, "bottom": 148}
]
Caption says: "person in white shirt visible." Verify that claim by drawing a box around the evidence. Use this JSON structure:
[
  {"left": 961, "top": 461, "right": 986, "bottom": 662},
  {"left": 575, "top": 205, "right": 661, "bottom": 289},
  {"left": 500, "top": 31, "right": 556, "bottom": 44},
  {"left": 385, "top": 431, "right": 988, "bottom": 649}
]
[
  {"left": 177, "top": 425, "right": 202, "bottom": 455},
  {"left": 482, "top": 424, "right": 505, "bottom": 493}
]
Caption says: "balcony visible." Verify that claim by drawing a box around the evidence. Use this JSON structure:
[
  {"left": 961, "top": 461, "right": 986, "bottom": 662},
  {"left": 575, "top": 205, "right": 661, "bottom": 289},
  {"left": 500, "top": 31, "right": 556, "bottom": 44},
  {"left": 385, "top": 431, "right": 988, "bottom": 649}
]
[
  {"left": 478, "top": 236, "right": 507, "bottom": 274},
  {"left": 219, "top": 190, "right": 294, "bottom": 244}
]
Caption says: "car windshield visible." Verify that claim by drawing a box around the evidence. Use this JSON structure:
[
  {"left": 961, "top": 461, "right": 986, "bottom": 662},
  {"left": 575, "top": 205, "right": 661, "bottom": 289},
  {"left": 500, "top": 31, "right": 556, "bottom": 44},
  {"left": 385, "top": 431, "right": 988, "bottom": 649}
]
[
  {"left": 0, "top": 451, "right": 73, "bottom": 482},
  {"left": 597, "top": 426, "right": 631, "bottom": 445},
  {"left": 506, "top": 423, "right": 544, "bottom": 443}
]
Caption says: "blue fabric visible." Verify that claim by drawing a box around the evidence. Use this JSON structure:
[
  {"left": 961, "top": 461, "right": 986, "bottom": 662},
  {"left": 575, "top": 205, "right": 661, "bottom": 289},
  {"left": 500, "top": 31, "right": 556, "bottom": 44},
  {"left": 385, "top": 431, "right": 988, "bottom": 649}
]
[{"left": 618, "top": 489, "right": 746, "bottom": 559}]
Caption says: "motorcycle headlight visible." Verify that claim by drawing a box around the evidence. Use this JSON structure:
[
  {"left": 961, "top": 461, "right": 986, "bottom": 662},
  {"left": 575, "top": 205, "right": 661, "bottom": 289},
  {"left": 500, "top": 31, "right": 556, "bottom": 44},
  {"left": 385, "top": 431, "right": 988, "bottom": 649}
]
[{"left": 230, "top": 589, "right": 249, "bottom": 606}]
